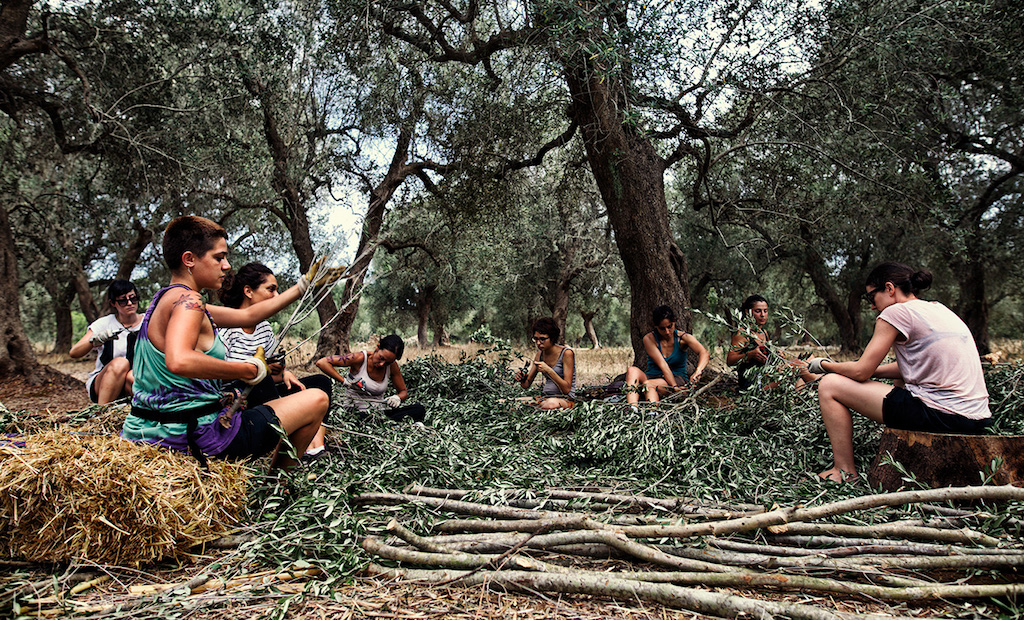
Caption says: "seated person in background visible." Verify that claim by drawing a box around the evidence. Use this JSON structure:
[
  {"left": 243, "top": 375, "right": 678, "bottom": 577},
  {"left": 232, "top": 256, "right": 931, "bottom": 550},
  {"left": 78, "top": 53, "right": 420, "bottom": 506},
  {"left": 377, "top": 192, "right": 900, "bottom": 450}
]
[
  {"left": 514, "top": 317, "right": 576, "bottom": 410},
  {"left": 727, "top": 294, "right": 818, "bottom": 390},
  {"left": 70, "top": 280, "right": 144, "bottom": 404},
  {"left": 121, "top": 216, "right": 329, "bottom": 470},
  {"left": 218, "top": 262, "right": 334, "bottom": 457},
  {"left": 316, "top": 334, "right": 425, "bottom": 422},
  {"left": 727, "top": 294, "right": 770, "bottom": 391},
  {"left": 796, "top": 262, "right": 992, "bottom": 483},
  {"left": 625, "top": 305, "right": 709, "bottom": 406}
]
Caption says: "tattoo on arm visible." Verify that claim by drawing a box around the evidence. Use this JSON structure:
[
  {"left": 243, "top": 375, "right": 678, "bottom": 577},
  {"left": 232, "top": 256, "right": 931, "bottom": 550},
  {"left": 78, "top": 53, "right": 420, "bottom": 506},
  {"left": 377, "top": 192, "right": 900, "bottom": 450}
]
[
  {"left": 172, "top": 294, "right": 205, "bottom": 312},
  {"left": 329, "top": 353, "right": 355, "bottom": 365}
]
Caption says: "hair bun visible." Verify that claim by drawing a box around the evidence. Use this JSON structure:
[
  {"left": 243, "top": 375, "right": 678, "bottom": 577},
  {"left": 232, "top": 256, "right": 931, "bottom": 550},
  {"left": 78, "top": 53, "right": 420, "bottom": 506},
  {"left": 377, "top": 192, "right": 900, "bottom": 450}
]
[{"left": 910, "top": 270, "right": 933, "bottom": 292}]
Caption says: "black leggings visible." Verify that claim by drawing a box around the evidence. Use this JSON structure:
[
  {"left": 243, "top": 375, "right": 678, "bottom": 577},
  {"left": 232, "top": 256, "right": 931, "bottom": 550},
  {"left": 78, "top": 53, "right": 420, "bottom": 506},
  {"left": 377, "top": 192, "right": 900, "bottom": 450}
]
[
  {"left": 358, "top": 403, "right": 427, "bottom": 423},
  {"left": 230, "top": 374, "right": 334, "bottom": 418}
]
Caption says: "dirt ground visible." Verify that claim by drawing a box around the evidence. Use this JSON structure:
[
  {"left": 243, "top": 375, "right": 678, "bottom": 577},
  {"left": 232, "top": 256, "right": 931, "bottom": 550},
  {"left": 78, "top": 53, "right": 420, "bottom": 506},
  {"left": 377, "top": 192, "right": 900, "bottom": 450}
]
[{"left": 0, "top": 364, "right": 91, "bottom": 415}]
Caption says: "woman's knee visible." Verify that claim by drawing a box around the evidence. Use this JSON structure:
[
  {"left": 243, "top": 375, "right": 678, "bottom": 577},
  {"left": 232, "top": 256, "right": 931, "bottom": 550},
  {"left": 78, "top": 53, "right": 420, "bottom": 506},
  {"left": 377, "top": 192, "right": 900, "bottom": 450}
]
[
  {"left": 104, "top": 356, "right": 131, "bottom": 376},
  {"left": 625, "top": 367, "right": 645, "bottom": 383},
  {"left": 817, "top": 373, "right": 846, "bottom": 401},
  {"left": 308, "top": 388, "right": 330, "bottom": 416},
  {"left": 279, "top": 390, "right": 329, "bottom": 424}
]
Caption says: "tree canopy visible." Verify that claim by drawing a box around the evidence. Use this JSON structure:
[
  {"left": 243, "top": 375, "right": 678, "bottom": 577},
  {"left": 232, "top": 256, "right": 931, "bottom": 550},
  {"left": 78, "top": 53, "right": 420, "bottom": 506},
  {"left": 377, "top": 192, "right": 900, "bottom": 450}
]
[{"left": 2, "top": 0, "right": 1022, "bottom": 374}]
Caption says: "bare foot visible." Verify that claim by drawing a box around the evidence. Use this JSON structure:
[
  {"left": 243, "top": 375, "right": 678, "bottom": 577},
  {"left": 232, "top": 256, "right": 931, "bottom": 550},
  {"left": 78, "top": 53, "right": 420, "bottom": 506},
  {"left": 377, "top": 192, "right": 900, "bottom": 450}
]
[{"left": 817, "top": 467, "right": 859, "bottom": 483}]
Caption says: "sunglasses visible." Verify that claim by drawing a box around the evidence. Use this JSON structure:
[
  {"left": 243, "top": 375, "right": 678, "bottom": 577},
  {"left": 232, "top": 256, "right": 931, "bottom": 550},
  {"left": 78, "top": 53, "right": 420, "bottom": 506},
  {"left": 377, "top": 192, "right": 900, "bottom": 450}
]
[
  {"left": 862, "top": 287, "right": 884, "bottom": 305},
  {"left": 114, "top": 294, "right": 139, "bottom": 307}
]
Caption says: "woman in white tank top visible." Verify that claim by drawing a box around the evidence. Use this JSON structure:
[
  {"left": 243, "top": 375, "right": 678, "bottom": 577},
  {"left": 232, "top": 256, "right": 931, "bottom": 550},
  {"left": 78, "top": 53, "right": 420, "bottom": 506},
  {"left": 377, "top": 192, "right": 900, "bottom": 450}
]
[
  {"left": 69, "top": 280, "right": 144, "bottom": 404},
  {"left": 316, "top": 334, "right": 425, "bottom": 422}
]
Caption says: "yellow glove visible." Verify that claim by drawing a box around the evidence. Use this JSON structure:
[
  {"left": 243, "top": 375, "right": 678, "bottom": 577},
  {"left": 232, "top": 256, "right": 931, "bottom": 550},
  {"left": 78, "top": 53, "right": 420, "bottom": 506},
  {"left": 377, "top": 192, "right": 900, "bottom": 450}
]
[
  {"left": 298, "top": 258, "right": 347, "bottom": 293},
  {"left": 243, "top": 346, "right": 269, "bottom": 385}
]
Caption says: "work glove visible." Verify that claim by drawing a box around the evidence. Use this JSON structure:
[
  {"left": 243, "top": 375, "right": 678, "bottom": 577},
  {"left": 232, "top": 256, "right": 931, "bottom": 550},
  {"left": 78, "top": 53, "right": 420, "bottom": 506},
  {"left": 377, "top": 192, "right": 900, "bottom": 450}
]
[
  {"left": 385, "top": 394, "right": 402, "bottom": 408},
  {"left": 298, "top": 257, "right": 348, "bottom": 293},
  {"left": 242, "top": 346, "right": 269, "bottom": 385},
  {"left": 806, "top": 357, "right": 833, "bottom": 374},
  {"left": 89, "top": 327, "right": 124, "bottom": 348}
]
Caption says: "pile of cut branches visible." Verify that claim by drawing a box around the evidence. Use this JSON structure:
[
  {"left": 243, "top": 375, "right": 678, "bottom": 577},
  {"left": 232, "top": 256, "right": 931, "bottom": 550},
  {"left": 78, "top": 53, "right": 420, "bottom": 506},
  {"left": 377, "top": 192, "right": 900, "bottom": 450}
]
[{"left": 358, "top": 484, "right": 1024, "bottom": 619}]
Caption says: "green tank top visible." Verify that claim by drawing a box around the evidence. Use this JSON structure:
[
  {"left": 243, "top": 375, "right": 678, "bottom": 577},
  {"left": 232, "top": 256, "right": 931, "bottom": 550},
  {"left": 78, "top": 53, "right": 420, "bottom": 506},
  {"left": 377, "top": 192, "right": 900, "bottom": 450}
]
[{"left": 121, "top": 285, "right": 239, "bottom": 455}]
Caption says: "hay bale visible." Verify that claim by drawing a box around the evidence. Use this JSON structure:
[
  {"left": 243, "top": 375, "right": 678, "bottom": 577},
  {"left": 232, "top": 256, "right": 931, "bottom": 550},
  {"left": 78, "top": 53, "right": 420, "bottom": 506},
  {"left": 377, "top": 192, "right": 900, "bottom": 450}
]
[{"left": 0, "top": 429, "right": 251, "bottom": 565}]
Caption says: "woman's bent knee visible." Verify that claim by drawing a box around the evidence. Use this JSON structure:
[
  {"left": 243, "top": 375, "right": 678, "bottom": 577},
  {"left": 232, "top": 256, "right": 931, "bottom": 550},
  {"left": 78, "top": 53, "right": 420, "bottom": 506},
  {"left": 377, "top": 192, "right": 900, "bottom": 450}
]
[
  {"left": 103, "top": 356, "right": 131, "bottom": 375},
  {"left": 817, "top": 373, "right": 847, "bottom": 399}
]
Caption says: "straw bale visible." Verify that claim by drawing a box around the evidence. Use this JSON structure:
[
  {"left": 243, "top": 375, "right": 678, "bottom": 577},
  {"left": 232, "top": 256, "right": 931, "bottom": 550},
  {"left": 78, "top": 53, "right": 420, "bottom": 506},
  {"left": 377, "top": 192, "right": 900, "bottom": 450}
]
[{"left": 0, "top": 429, "right": 251, "bottom": 565}]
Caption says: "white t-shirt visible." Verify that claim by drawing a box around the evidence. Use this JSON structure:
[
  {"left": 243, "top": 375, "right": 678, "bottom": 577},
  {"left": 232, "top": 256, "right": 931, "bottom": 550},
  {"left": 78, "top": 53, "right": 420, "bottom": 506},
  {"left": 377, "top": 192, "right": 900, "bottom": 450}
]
[
  {"left": 85, "top": 314, "right": 142, "bottom": 392},
  {"left": 878, "top": 299, "right": 990, "bottom": 420},
  {"left": 220, "top": 321, "right": 277, "bottom": 362}
]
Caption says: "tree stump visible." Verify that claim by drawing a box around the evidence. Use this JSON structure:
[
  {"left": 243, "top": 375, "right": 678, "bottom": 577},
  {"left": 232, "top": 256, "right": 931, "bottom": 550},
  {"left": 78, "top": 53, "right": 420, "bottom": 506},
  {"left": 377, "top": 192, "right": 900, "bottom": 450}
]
[{"left": 868, "top": 428, "right": 1024, "bottom": 492}]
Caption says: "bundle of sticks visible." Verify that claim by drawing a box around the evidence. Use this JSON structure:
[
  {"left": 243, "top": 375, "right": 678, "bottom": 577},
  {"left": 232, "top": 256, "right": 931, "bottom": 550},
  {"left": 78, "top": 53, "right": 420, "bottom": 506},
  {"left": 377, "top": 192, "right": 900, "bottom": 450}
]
[{"left": 358, "top": 484, "right": 1024, "bottom": 620}]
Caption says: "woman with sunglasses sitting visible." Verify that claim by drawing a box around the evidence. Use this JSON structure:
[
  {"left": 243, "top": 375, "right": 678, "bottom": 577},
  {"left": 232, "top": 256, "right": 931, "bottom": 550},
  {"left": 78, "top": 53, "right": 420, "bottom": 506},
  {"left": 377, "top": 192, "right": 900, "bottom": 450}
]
[
  {"left": 800, "top": 262, "right": 992, "bottom": 483},
  {"left": 515, "top": 317, "right": 576, "bottom": 410},
  {"left": 69, "top": 280, "right": 144, "bottom": 404}
]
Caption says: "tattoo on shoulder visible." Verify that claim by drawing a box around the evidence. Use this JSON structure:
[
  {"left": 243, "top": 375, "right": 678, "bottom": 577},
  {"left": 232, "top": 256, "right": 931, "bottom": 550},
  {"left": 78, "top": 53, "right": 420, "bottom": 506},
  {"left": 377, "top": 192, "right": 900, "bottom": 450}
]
[
  {"left": 172, "top": 293, "right": 204, "bottom": 312},
  {"left": 331, "top": 353, "right": 355, "bottom": 364}
]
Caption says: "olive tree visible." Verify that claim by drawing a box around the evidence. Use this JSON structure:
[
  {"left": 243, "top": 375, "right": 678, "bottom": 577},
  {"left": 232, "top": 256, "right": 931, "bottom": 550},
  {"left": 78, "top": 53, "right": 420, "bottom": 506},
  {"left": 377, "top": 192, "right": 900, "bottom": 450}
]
[{"left": 331, "top": 0, "right": 821, "bottom": 363}]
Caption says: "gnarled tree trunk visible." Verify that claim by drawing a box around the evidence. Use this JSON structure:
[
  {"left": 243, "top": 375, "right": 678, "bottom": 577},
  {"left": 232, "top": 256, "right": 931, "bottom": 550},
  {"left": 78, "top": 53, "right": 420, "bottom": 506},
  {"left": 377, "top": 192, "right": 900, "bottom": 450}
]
[
  {"left": 564, "top": 66, "right": 690, "bottom": 366},
  {"left": 324, "top": 122, "right": 431, "bottom": 355},
  {"left": 548, "top": 280, "right": 570, "bottom": 345},
  {"left": 243, "top": 75, "right": 341, "bottom": 361},
  {"left": 416, "top": 284, "right": 435, "bottom": 348},
  {"left": 800, "top": 225, "right": 862, "bottom": 353},
  {"left": 114, "top": 219, "right": 154, "bottom": 281},
  {"left": 581, "top": 310, "right": 600, "bottom": 349},
  {"left": 49, "top": 282, "right": 76, "bottom": 354},
  {"left": 0, "top": 206, "right": 40, "bottom": 379},
  {"left": 955, "top": 255, "right": 990, "bottom": 355}
]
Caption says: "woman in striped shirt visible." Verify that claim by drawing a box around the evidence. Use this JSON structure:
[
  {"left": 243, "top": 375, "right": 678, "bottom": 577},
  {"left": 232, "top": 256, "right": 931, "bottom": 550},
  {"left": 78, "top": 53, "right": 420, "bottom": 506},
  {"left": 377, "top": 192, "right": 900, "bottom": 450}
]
[{"left": 219, "top": 262, "right": 334, "bottom": 456}]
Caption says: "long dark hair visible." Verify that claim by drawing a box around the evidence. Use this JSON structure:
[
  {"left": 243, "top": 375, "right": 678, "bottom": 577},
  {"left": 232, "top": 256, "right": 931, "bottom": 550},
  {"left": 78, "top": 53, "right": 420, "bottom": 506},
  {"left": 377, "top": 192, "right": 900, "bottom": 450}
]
[
  {"left": 740, "top": 294, "right": 768, "bottom": 313},
  {"left": 379, "top": 334, "right": 406, "bottom": 360},
  {"left": 652, "top": 305, "right": 676, "bottom": 325},
  {"left": 866, "top": 262, "right": 933, "bottom": 296},
  {"left": 219, "top": 262, "right": 274, "bottom": 308}
]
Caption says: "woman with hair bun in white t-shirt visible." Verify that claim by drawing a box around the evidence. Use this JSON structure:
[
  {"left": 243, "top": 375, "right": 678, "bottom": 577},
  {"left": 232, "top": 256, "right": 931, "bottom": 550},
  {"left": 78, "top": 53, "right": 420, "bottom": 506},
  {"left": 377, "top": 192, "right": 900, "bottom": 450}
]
[{"left": 798, "top": 262, "right": 992, "bottom": 483}]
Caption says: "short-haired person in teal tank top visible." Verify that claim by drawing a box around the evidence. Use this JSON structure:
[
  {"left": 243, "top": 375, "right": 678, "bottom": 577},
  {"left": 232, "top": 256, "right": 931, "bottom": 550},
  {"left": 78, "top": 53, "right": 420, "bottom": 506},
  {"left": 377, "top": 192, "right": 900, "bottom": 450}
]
[
  {"left": 624, "top": 305, "right": 710, "bottom": 408},
  {"left": 121, "top": 215, "right": 330, "bottom": 470}
]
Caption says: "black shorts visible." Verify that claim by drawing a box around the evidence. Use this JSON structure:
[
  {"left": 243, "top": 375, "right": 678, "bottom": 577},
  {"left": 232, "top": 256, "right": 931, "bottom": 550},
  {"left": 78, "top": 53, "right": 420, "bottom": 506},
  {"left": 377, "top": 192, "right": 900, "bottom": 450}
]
[
  {"left": 88, "top": 380, "right": 128, "bottom": 404},
  {"left": 882, "top": 387, "right": 993, "bottom": 434},
  {"left": 228, "top": 374, "right": 334, "bottom": 421},
  {"left": 218, "top": 405, "right": 283, "bottom": 460}
]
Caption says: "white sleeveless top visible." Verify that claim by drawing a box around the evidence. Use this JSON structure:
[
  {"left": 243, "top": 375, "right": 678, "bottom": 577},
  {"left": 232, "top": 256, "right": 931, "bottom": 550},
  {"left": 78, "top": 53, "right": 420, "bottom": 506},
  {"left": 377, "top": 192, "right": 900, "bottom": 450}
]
[{"left": 348, "top": 350, "right": 391, "bottom": 397}]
